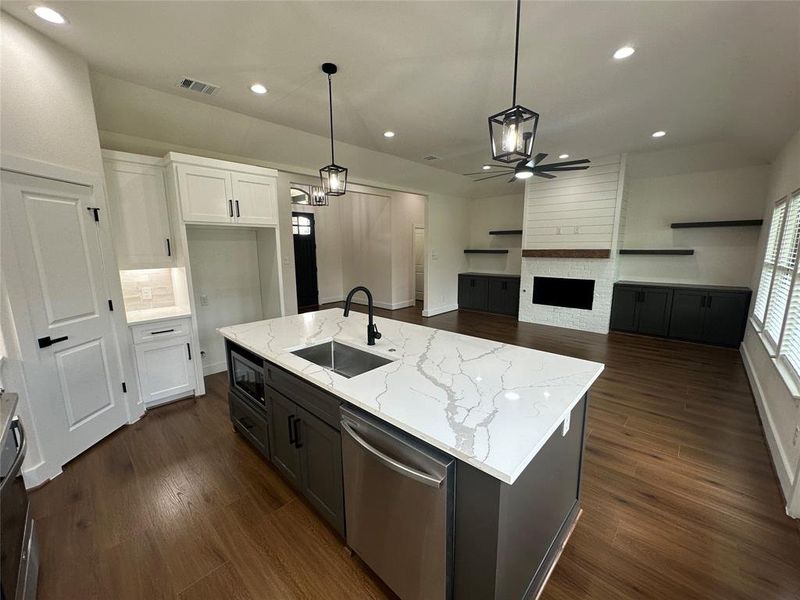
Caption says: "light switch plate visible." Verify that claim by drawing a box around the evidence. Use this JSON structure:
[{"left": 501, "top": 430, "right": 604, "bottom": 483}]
[
  {"left": 199, "top": 294, "right": 209, "bottom": 306},
  {"left": 141, "top": 287, "right": 153, "bottom": 300}
]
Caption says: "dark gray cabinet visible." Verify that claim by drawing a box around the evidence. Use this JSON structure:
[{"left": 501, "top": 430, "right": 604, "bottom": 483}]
[
  {"left": 610, "top": 285, "right": 672, "bottom": 335},
  {"left": 610, "top": 282, "right": 751, "bottom": 347},
  {"left": 229, "top": 391, "right": 269, "bottom": 458},
  {"left": 459, "top": 273, "right": 520, "bottom": 316},
  {"left": 267, "top": 387, "right": 345, "bottom": 535}
]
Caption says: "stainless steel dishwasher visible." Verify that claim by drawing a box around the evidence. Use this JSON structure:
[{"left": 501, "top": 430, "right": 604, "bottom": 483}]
[{"left": 340, "top": 406, "right": 454, "bottom": 600}]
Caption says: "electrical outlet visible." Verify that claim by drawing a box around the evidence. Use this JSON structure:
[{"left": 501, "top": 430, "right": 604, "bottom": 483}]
[
  {"left": 141, "top": 287, "right": 153, "bottom": 300},
  {"left": 199, "top": 294, "right": 209, "bottom": 306}
]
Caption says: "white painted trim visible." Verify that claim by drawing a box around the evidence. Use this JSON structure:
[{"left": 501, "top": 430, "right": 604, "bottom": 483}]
[
  {"left": 789, "top": 459, "right": 800, "bottom": 518},
  {"left": 422, "top": 303, "right": 459, "bottom": 317},
  {"left": 320, "top": 295, "right": 345, "bottom": 305},
  {"left": 202, "top": 360, "right": 227, "bottom": 377},
  {"left": 740, "top": 341, "right": 795, "bottom": 495},
  {"left": 164, "top": 151, "right": 278, "bottom": 177},
  {"left": 1, "top": 153, "right": 96, "bottom": 188},
  {"left": 101, "top": 149, "right": 164, "bottom": 166},
  {"left": 22, "top": 460, "right": 62, "bottom": 490}
]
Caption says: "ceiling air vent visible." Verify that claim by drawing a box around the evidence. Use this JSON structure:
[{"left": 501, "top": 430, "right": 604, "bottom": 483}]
[
  {"left": 422, "top": 155, "right": 440, "bottom": 161},
  {"left": 176, "top": 77, "right": 219, "bottom": 96}
]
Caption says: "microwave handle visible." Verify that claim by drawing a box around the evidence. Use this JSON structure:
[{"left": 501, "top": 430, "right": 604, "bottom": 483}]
[{"left": 0, "top": 418, "right": 26, "bottom": 491}]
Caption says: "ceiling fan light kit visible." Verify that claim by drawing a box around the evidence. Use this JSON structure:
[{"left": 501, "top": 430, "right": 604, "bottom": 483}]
[{"left": 319, "top": 62, "right": 348, "bottom": 197}]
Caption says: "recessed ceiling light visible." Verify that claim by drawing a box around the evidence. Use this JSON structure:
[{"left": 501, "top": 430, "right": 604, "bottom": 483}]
[
  {"left": 651, "top": 130, "right": 667, "bottom": 138},
  {"left": 30, "top": 5, "right": 67, "bottom": 24},
  {"left": 383, "top": 131, "right": 395, "bottom": 138},
  {"left": 558, "top": 154, "right": 569, "bottom": 159},
  {"left": 249, "top": 83, "right": 267, "bottom": 95},
  {"left": 613, "top": 46, "right": 635, "bottom": 60},
  {"left": 482, "top": 165, "right": 492, "bottom": 170}
]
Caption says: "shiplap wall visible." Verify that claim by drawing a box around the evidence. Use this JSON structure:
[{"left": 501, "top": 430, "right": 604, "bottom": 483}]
[{"left": 523, "top": 155, "right": 623, "bottom": 250}]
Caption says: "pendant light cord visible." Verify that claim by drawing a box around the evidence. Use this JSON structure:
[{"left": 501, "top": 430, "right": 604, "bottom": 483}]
[
  {"left": 328, "top": 74, "right": 335, "bottom": 164},
  {"left": 512, "top": 0, "right": 521, "bottom": 107}
]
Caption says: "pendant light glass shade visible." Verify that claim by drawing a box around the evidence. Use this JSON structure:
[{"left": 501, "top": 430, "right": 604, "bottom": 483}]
[
  {"left": 310, "top": 184, "right": 329, "bottom": 206},
  {"left": 320, "top": 63, "right": 348, "bottom": 196},
  {"left": 487, "top": 0, "right": 539, "bottom": 163}
]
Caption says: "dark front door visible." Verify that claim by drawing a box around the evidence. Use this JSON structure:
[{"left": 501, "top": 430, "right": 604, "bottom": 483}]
[{"left": 292, "top": 212, "right": 319, "bottom": 311}]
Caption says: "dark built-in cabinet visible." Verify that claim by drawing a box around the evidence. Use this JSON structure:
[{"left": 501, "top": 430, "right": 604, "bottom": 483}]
[
  {"left": 458, "top": 273, "right": 520, "bottom": 316},
  {"left": 226, "top": 340, "right": 345, "bottom": 536},
  {"left": 610, "top": 282, "right": 751, "bottom": 347}
]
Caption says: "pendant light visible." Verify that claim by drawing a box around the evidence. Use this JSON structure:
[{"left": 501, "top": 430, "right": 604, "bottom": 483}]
[
  {"left": 487, "top": 0, "right": 539, "bottom": 163},
  {"left": 319, "top": 63, "right": 348, "bottom": 196},
  {"left": 310, "top": 185, "right": 329, "bottom": 206}
]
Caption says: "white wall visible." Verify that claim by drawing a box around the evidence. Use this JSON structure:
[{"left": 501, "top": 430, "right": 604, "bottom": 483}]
[
  {"left": 466, "top": 193, "right": 524, "bottom": 275},
  {"left": 619, "top": 165, "right": 770, "bottom": 286},
  {"left": 187, "top": 227, "right": 264, "bottom": 375},
  {"left": 424, "top": 194, "right": 469, "bottom": 316},
  {"left": 740, "top": 128, "right": 800, "bottom": 515}
]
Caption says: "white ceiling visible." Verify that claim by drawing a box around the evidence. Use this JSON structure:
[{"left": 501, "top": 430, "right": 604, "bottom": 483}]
[{"left": 4, "top": 1, "right": 799, "bottom": 190}]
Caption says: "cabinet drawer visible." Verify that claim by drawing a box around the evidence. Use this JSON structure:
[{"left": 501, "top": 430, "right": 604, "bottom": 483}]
[
  {"left": 230, "top": 392, "right": 270, "bottom": 458},
  {"left": 131, "top": 318, "right": 191, "bottom": 344},
  {"left": 265, "top": 361, "right": 341, "bottom": 430}
]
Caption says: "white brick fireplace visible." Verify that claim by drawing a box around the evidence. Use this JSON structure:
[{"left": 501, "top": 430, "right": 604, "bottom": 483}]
[{"left": 517, "top": 155, "right": 627, "bottom": 334}]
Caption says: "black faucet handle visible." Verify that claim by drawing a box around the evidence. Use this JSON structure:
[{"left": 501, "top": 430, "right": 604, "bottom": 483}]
[{"left": 373, "top": 327, "right": 382, "bottom": 340}]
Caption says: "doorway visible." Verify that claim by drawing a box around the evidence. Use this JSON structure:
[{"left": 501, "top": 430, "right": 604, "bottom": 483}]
[
  {"left": 292, "top": 212, "right": 319, "bottom": 311},
  {"left": 413, "top": 225, "right": 425, "bottom": 303}
]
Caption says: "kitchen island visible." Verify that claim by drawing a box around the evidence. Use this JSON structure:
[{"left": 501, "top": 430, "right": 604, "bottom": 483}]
[{"left": 219, "top": 308, "right": 603, "bottom": 600}]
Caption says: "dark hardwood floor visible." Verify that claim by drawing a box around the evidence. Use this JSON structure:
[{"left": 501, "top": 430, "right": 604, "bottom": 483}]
[{"left": 31, "top": 303, "right": 800, "bottom": 599}]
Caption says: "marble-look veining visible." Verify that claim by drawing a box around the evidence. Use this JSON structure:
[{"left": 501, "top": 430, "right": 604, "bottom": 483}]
[{"left": 218, "top": 309, "right": 603, "bottom": 484}]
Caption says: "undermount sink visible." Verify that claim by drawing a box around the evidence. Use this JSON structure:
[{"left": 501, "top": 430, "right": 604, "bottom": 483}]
[{"left": 291, "top": 341, "right": 395, "bottom": 379}]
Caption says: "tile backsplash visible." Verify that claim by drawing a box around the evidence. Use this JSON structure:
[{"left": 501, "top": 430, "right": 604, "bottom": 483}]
[{"left": 120, "top": 269, "right": 176, "bottom": 312}]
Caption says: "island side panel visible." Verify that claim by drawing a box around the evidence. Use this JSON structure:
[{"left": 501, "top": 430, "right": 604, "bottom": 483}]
[{"left": 453, "top": 395, "right": 588, "bottom": 600}]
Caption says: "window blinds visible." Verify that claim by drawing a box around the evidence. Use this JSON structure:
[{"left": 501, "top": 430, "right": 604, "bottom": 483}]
[
  {"left": 778, "top": 190, "right": 800, "bottom": 381},
  {"left": 753, "top": 201, "right": 787, "bottom": 324},
  {"left": 764, "top": 196, "right": 800, "bottom": 348}
]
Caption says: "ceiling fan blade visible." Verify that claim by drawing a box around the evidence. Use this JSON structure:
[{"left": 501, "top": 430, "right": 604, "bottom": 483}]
[
  {"left": 534, "top": 172, "right": 557, "bottom": 179},
  {"left": 538, "top": 158, "right": 591, "bottom": 169},
  {"left": 462, "top": 167, "right": 514, "bottom": 175},
  {"left": 535, "top": 164, "right": 591, "bottom": 172},
  {"left": 532, "top": 152, "right": 548, "bottom": 165},
  {"left": 474, "top": 173, "right": 514, "bottom": 182}
]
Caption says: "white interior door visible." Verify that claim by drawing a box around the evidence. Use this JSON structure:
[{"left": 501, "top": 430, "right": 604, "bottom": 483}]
[
  {"left": 1, "top": 170, "right": 130, "bottom": 467},
  {"left": 414, "top": 226, "right": 425, "bottom": 301},
  {"left": 231, "top": 171, "right": 278, "bottom": 226},
  {"left": 176, "top": 163, "right": 233, "bottom": 223}
]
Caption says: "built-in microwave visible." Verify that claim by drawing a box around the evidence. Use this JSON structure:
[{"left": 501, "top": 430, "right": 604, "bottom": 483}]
[{"left": 229, "top": 347, "right": 266, "bottom": 408}]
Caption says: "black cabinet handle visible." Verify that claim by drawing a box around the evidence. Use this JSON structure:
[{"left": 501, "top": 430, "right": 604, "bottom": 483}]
[
  {"left": 37, "top": 335, "right": 68, "bottom": 349},
  {"left": 186, "top": 343, "right": 192, "bottom": 360},
  {"left": 151, "top": 328, "right": 175, "bottom": 335},
  {"left": 701, "top": 295, "right": 706, "bottom": 308},
  {"left": 235, "top": 200, "right": 240, "bottom": 218},
  {"left": 293, "top": 417, "right": 302, "bottom": 449},
  {"left": 166, "top": 237, "right": 171, "bottom": 257},
  {"left": 288, "top": 415, "right": 296, "bottom": 445},
  {"left": 228, "top": 199, "right": 234, "bottom": 218},
  {"left": 707, "top": 295, "right": 712, "bottom": 308}
]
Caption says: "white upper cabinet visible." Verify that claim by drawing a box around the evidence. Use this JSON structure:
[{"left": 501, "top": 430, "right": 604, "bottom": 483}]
[
  {"left": 168, "top": 153, "right": 279, "bottom": 227},
  {"left": 103, "top": 150, "right": 174, "bottom": 269}
]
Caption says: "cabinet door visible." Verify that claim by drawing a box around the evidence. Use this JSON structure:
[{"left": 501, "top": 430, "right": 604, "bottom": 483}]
[
  {"left": 461, "top": 276, "right": 489, "bottom": 311},
  {"left": 703, "top": 292, "right": 750, "bottom": 347},
  {"left": 296, "top": 405, "right": 345, "bottom": 535},
  {"left": 636, "top": 287, "right": 673, "bottom": 336},
  {"left": 610, "top": 286, "right": 639, "bottom": 332},
  {"left": 134, "top": 337, "right": 195, "bottom": 405},
  {"left": 229, "top": 392, "right": 269, "bottom": 457},
  {"left": 268, "top": 390, "right": 302, "bottom": 489},
  {"left": 488, "top": 278, "right": 520, "bottom": 316},
  {"left": 231, "top": 172, "right": 278, "bottom": 226},
  {"left": 104, "top": 159, "right": 173, "bottom": 268},
  {"left": 458, "top": 276, "right": 471, "bottom": 309},
  {"left": 668, "top": 290, "right": 707, "bottom": 341},
  {"left": 176, "top": 164, "right": 233, "bottom": 224}
]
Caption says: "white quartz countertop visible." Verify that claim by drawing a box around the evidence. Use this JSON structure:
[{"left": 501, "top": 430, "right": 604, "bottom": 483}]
[
  {"left": 126, "top": 306, "right": 192, "bottom": 326},
  {"left": 218, "top": 309, "right": 603, "bottom": 484}
]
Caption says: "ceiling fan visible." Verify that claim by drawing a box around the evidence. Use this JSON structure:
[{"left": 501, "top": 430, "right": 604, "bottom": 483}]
[{"left": 463, "top": 153, "right": 591, "bottom": 183}]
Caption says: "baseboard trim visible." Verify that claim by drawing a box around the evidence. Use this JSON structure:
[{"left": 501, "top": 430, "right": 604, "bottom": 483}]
[
  {"left": 422, "top": 304, "right": 459, "bottom": 317},
  {"left": 740, "top": 341, "right": 795, "bottom": 497},
  {"left": 319, "top": 295, "right": 344, "bottom": 305},
  {"left": 203, "top": 361, "right": 227, "bottom": 377},
  {"left": 22, "top": 459, "right": 62, "bottom": 490}
]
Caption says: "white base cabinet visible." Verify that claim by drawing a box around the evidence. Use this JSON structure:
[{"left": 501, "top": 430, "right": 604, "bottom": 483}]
[{"left": 131, "top": 318, "right": 196, "bottom": 407}]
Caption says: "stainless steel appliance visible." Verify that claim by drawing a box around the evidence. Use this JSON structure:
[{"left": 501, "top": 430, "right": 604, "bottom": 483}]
[
  {"left": 229, "top": 346, "right": 265, "bottom": 408},
  {"left": 340, "top": 406, "right": 454, "bottom": 600},
  {"left": 1, "top": 393, "right": 39, "bottom": 600}
]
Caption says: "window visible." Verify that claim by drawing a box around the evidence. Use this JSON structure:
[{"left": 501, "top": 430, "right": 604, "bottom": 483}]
[
  {"left": 755, "top": 188, "right": 800, "bottom": 390},
  {"left": 292, "top": 214, "right": 312, "bottom": 236}
]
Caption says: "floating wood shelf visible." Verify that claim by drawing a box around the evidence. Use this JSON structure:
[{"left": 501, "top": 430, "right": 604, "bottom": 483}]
[
  {"left": 619, "top": 249, "right": 695, "bottom": 256},
  {"left": 522, "top": 249, "right": 611, "bottom": 259},
  {"left": 464, "top": 249, "right": 509, "bottom": 254},
  {"left": 488, "top": 229, "right": 523, "bottom": 236},
  {"left": 670, "top": 219, "right": 763, "bottom": 229}
]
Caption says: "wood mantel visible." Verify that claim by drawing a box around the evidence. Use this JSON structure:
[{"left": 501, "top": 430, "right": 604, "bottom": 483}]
[{"left": 522, "top": 249, "right": 611, "bottom": 259}]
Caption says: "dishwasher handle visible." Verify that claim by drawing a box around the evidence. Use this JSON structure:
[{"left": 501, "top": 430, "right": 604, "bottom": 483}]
[{"left": 341, "top": 420, "right": 445, "bottom": 489}]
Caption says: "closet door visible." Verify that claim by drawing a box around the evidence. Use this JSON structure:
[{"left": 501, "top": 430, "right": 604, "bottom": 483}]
[
  {"left": 231, "top": 171, "right": 278, "bottom": 226},
  {"left": 104, "top": 158, "right": 173, "bottom": 268},
  {"left": 176, "top": 164, "right": 233, "bottom": 224}
]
